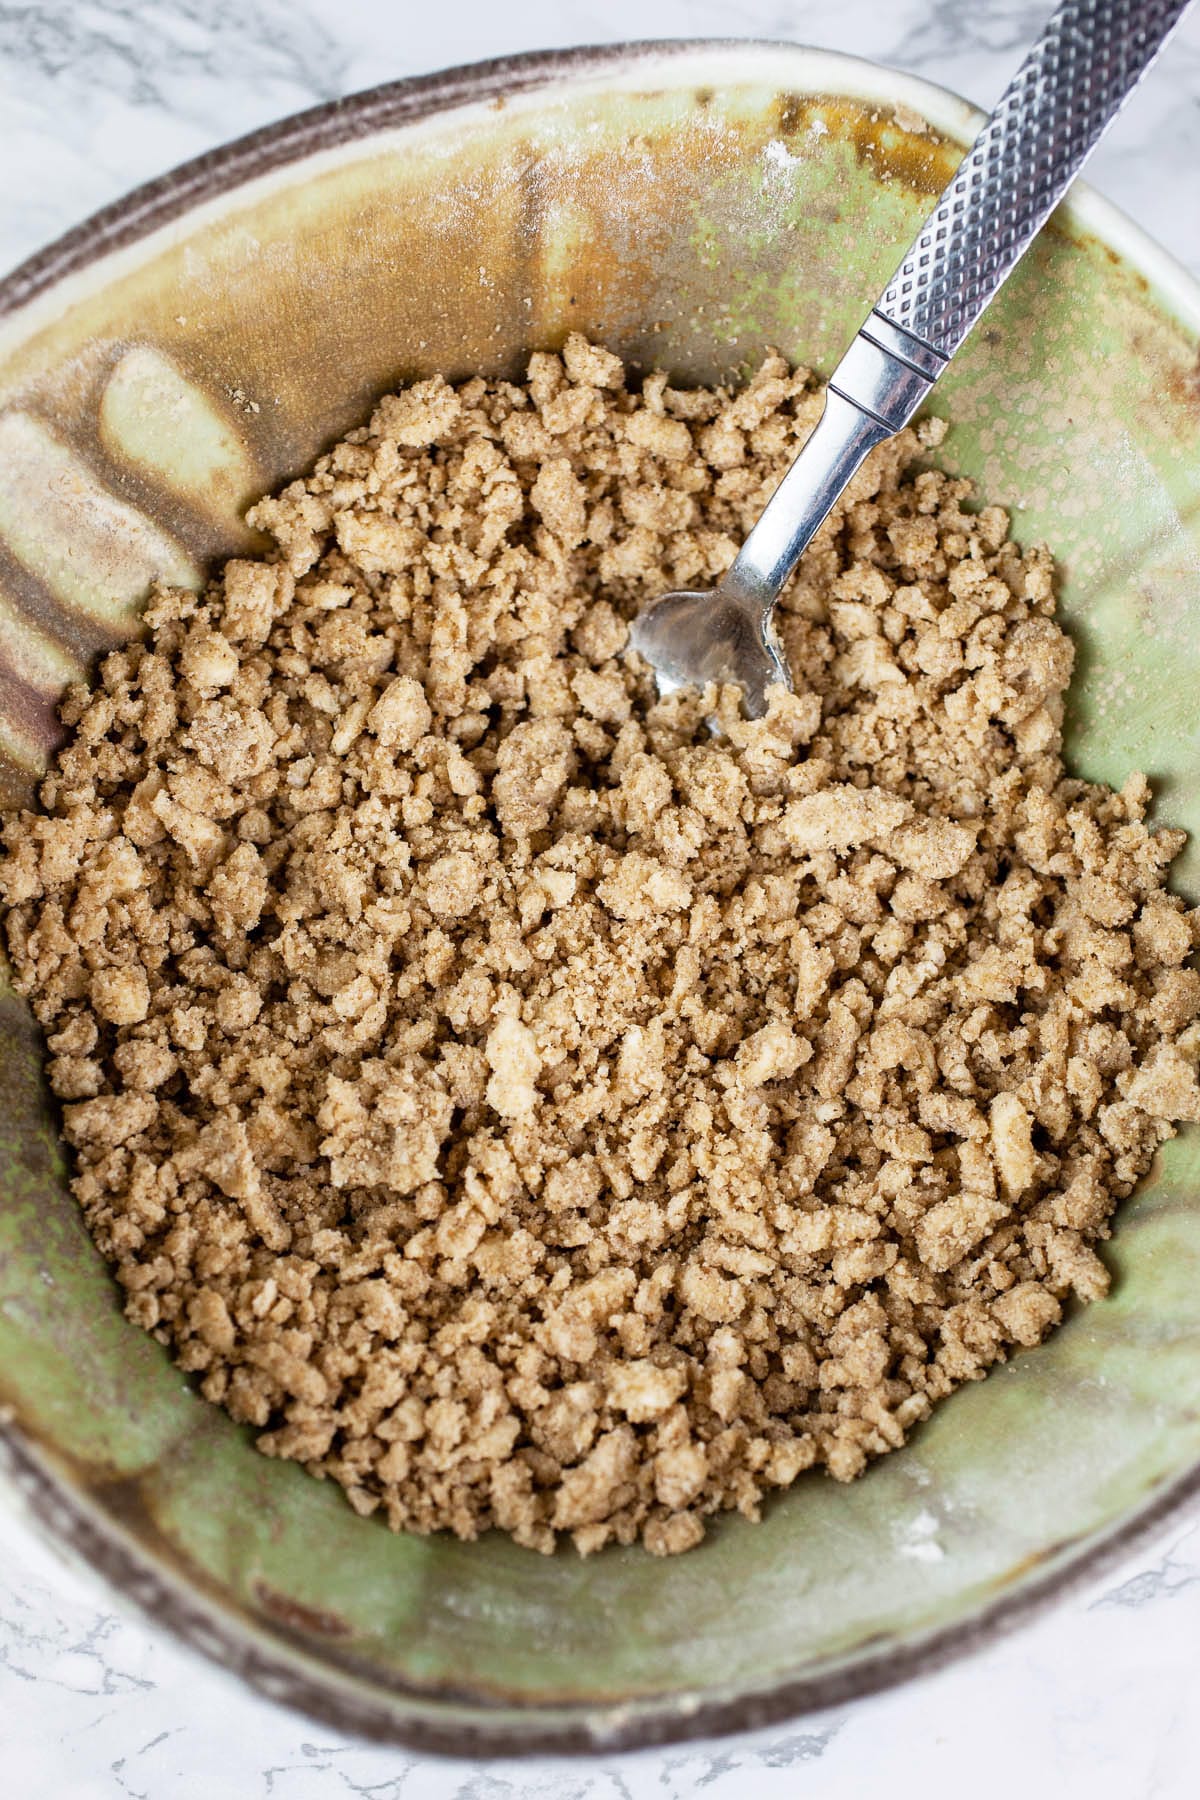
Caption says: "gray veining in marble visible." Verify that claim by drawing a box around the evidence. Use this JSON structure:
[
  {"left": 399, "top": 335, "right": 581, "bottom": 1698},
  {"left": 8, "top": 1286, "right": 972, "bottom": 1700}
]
[{"left": 0, "top": 2, "right": 1199, "bottom": 1795}]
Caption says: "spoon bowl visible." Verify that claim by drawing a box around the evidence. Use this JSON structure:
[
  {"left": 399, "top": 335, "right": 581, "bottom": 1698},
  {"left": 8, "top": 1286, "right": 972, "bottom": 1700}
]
[{"left": 628, "top": 577, "right": 790, "bottom": 714}]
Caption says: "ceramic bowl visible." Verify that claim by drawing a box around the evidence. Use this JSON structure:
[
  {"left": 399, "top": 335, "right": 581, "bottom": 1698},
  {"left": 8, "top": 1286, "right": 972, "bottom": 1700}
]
[{"left": 1, "top": 40, "right": 1198, "bottom": 1757}]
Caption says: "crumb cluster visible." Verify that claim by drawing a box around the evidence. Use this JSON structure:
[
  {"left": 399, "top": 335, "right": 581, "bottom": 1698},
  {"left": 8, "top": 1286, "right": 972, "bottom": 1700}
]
[{"left": 3, "top": 337, "right": 1198, "bottom": 1556}]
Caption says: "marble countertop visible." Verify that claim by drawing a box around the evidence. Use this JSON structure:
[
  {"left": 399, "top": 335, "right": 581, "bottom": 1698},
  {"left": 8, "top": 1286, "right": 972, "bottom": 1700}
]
[{"left": 2, "top": 2, "right": 1199, "bottom": 1796}]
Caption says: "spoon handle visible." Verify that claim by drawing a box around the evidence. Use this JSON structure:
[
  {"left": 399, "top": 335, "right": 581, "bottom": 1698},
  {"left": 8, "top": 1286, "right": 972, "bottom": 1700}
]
[
  {"left": 875, "top": 0, "right": 1192, "bottom": 364},
  {"left": 728, "top": 0, "right": 1192, "bottom": 611}
]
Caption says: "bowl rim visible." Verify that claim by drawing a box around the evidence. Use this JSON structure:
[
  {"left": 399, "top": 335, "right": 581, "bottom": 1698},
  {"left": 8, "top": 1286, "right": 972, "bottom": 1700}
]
[
  {"left": 1, "top": 34, "right": 1199, "bottom": 1760},
  {"left": 2, "top": 37, "right": 1199, "bottom": 336}
]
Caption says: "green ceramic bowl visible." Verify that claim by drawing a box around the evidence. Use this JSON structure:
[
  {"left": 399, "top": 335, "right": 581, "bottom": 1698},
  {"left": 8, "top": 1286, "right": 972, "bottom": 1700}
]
[{"left": 1, "top": 40, "right": 1198, "bottom": 1756}]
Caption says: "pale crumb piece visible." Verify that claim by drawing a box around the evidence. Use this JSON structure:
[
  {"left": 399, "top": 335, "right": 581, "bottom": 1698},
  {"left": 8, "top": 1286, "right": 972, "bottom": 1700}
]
[
  {"left": 3, "top": 336, "right": 1196, "bottom": 1559},
  {"left": 484, "top": 1016, "right": 540, "bottom": 1118},
  {"left": 993, "top": 1282, "right": 1062, "bottom": 1346},
  {"left": 367, "top": 675, "right": 431, "bottom": 750},
  {"left": 990, "top": 1092, "right": 1037, "bottom": 1198},
  {"left": 606, "top": 1359, "right": 688, "bottom": 1422},
  {"left": 90, "top": 966, "right": 150, "bottom": 1026},
  {"left": 562, "top": 335, "right": 625, "bottom": 389},
  {"left": 734, "top": 1021, "right": 810, "bottom": 1086},
  {"left": 531, "top": 458, "right": 587, "bottom": 548},
  {"left": 180, "top": 628, "right": 238, "bottom": 693},
  {"left": 370, "top": 376, "right": 462, "bottom": 447},
  {"left": 424, "top": 851, "right": 485, "bottom": 920}
]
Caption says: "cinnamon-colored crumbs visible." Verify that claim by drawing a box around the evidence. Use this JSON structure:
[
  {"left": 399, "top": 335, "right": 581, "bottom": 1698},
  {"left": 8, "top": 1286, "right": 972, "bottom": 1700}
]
[{"left": 3, "top": 336, "right": 1198, "bottom": 1556}]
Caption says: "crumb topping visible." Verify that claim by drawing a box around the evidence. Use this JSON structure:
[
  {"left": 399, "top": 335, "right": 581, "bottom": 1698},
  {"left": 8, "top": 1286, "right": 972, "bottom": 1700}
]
[{"left": 3, "top": 338, "right": 1198, "bottom": 1555}]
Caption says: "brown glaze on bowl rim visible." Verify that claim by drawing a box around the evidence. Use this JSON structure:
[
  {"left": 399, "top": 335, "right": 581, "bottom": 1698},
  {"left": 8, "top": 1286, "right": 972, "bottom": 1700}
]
[{"left": 1, "top": 37, "right": 1199, "bottom": 1759}]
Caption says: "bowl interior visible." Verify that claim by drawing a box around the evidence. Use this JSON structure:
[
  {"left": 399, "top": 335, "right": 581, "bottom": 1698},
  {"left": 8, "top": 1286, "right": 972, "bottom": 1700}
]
[{"left": 1, "top": 42, "right": 1199, "bottom": 1752}]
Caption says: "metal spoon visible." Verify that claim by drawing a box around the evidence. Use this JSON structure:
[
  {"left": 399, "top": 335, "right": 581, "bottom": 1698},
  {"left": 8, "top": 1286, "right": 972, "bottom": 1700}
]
[{"left": 629, "top": 0, "right": 1193, "bottom": 715}]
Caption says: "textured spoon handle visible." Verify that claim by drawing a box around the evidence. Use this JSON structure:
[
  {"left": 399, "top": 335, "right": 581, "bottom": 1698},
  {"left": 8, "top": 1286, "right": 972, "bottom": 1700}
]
[
  {"left": 877, "top": 0, "right": 1192, "bottom": 361},
  {"left": 725, "top": 0, "right": 1192, "bottom": 645}
]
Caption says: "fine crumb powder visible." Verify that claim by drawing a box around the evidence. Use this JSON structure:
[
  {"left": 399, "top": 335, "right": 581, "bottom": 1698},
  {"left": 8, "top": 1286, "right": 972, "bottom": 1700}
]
[{"left": 3, "top": 337, "right": 1199, "bottom": 1558}]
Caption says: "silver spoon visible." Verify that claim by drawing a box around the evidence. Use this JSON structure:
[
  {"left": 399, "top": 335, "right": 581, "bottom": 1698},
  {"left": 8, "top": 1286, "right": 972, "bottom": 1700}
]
[{"left": 630, "top": 0, "right": 1193, "bottom": 715}]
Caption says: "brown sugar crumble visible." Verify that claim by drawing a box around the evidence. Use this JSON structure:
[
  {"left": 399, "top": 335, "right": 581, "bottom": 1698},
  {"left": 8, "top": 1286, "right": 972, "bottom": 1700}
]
[{"left": 4, "top": 336, "right": 1199, "bottom": 1557}]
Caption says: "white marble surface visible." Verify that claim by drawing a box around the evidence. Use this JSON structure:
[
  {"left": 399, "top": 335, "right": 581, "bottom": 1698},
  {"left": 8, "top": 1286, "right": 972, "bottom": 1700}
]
[{"left": 2, "top": 2, "right": 1200, "bottom": 1795}]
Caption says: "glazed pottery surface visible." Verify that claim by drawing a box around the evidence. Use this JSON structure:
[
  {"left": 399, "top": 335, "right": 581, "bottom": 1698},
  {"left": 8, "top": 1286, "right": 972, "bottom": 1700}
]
[{"left": 0, "top": 41, "right": 1198, "bottom": 1754}]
